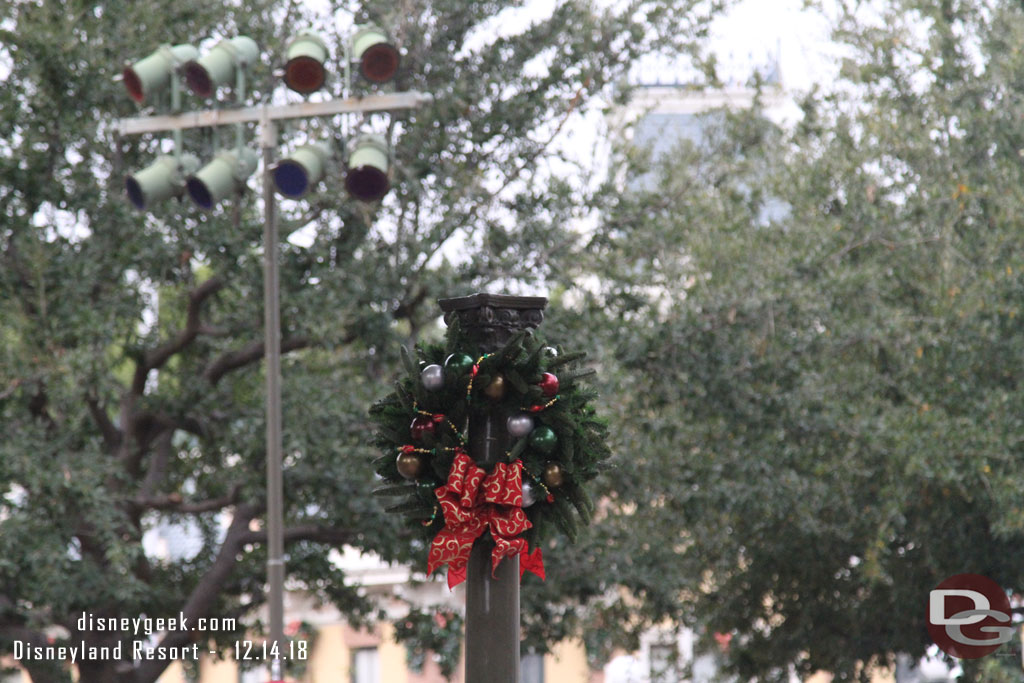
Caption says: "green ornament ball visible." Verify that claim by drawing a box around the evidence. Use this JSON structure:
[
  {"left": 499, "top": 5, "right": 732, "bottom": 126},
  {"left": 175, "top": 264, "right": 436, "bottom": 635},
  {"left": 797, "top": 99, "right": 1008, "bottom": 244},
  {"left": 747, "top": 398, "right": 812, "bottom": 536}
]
[
  {"left": 528, "top": 425, "right": 557, "bottom": 454},
  {"left": 444, "top": 352, "right": 474, "bottom": 378}
]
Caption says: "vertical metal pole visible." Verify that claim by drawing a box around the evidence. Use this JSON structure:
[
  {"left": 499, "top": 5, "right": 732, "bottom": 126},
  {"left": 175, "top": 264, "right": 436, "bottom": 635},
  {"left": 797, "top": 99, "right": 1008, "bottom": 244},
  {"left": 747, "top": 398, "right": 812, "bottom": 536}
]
[
  {"left": 235, "top": 68, "right": 247, "bottom": 154},
  {"left": 438, "top": 294, "right": 547, "bottom": 683},
  {"left": 343, "top": 37, "right": 352, "bottom": 96},
  {"left": 464, "top": 413, "right": 520, "bottom": 683},
  {"left": 170, "top": 75, "right": 182, "bottom": 166},
  {"left": 261, "top": 114, "right": 286, "bottom": 682}
]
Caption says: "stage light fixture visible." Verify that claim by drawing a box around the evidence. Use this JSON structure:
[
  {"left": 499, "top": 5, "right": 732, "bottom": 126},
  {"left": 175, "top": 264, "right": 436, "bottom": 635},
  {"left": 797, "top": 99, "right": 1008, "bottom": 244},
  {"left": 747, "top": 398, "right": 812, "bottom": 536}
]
[
  {"left": 183, "top": 36, "right": 259, "bottom": 98},
  {"left": 351, "top": 25, "right": 399, "bottom": 84},
  {"left": 345, "top": 134, "right": 390, "bottom": 201},
  {"left": 273, "top": 143, "right": 331, "bottom": 198},
  {"left": 185, "top": 148, "right": 259, "bottom": 210},
  {"left": 283, "top": 32, "right": 329, "bottom": 94},
  {"left": 124, "top": 154, "right": 200, "bottom": 210},
  {"left": 123, "top": 44, "right": 198, "bottom": 104}
]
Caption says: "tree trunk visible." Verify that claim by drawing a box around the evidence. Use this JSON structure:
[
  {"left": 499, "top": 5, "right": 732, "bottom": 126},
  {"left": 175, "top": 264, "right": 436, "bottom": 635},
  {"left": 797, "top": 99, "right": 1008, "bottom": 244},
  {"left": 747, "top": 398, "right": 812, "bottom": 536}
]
[
  {"left": 21, "top": 660, "right": 74, "bottom": 683},
  {"left": 75, "top": 659, "right": 129, "bottom": 682}
]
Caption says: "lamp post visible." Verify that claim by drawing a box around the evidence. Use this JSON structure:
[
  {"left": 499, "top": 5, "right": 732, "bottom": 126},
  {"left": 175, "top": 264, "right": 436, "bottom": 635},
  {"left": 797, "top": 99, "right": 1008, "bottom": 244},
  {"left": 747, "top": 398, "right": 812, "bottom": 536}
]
[
  {"left": 116, "top": 32, "right": 429, "bottom": 681},
  {"left": 438, "top": 293, "right": 548, "bottom": 683}
]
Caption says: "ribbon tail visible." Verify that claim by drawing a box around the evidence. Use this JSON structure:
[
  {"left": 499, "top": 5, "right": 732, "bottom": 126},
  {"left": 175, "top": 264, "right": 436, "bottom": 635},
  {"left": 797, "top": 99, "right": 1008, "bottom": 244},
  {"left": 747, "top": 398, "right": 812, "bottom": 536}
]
[
  {"left": 447, "top": 565, "right": 467, "bottom": 589},
  {"left": 519, "top": 547, "right": 545, "bottom": 581},
  {"left": 428, "top": 520, "right": 483, "bottom": 583},
  {"left": 490, "top": 535, "right": 527, "bottom": 578}
]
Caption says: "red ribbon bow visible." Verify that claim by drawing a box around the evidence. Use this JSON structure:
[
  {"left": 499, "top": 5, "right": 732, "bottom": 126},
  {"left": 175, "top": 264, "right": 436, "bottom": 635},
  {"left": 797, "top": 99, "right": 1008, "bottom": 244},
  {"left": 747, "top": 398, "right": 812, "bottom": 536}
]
[{"left": 427, "top": 450, "right": 545, "bottom": 588}]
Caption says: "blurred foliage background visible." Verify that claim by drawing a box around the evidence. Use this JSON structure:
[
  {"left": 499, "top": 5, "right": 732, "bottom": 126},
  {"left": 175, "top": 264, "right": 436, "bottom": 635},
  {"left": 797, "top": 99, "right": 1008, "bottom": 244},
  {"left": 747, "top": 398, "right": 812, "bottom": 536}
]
[{"left": 2, "top": 0, "right": 1024, "bottom": 681}]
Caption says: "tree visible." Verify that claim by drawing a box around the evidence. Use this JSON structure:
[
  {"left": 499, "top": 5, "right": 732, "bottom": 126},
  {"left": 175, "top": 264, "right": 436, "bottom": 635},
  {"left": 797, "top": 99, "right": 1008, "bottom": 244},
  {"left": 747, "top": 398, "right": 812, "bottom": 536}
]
[
  {"left": 570, "top": 0, "right": 1024, "bottom": 679},
  {"left": 0, "top": 0, "right": 722, "bottom": 681}
]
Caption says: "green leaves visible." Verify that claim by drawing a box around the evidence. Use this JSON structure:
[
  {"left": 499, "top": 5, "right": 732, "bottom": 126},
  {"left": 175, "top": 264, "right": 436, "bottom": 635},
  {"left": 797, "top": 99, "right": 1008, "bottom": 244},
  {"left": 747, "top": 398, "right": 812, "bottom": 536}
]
[{"left": 561, "top": 0, "right": 1024, "bottom": 678}]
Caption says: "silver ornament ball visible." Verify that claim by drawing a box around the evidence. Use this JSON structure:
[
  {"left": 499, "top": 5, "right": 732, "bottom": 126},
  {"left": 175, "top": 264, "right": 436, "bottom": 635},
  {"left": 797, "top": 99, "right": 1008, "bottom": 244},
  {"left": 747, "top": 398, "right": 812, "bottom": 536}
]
[
  {"left": 506, "top": 413, "right": 535, "bottom": 438},
  {"left": 542, "top": 346, "right": 558, "bottom": 358},
  {"left": 421, "top": 364, "right": 444, "bottom": 391},
  {"left": 521, "top": 479, "right": 540, "bottom": 507}
]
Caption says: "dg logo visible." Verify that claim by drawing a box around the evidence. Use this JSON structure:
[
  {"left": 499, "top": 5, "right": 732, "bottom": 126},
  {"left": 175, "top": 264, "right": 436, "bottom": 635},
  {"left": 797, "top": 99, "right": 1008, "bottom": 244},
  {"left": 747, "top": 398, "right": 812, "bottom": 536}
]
[{"left": 927, "top": 574, "right": 1015, "bottom": 659}]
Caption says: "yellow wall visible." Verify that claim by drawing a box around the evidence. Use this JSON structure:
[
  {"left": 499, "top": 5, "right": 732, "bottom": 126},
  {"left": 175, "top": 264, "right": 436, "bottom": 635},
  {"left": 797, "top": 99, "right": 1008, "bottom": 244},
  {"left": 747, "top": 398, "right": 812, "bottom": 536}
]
[
  {"left": 307, "top": 623, "right": 348, "bottom": 683},
  {"left": 155, "top": 661, "right": 185, "bottom": 683},
  {"left": 198, "top": 648, "right": 238, "bottom": 683},
  {"left": 379, "top": 624, "right": 409, "bottom": 683},
  {"left": 545, "top": 639, "right": 591, "bottom": 683},
  {"left": 306, "top": 621, "right": 417, "bottom": 682}
]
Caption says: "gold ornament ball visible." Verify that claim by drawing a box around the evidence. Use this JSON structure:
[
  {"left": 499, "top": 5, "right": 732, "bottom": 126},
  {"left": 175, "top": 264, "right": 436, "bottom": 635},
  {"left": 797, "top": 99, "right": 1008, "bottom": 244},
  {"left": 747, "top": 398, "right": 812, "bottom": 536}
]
[
  {"left": 483, "top": 373, "right": 507, "bottom": 400},
  {"left": 396, "top": 452, "right": 426, "bottom": 480},
  {"left": 542, "top": 462, "right": 565, "bottom": 488}
]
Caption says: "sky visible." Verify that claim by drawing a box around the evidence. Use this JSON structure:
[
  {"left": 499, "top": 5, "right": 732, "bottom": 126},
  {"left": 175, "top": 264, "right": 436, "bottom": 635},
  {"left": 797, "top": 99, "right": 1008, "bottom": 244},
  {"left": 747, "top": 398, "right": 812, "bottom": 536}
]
[{"left": 705, "top": 0, "right": 838, "bottom": 92}]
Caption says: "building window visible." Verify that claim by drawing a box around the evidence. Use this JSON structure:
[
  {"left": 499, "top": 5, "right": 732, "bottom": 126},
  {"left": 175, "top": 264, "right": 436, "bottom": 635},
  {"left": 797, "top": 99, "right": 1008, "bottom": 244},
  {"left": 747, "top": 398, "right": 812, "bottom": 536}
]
[
  {"left": 352, "top": 647, "right": 380, "bottom": 683},
  {"left": 521, "top": 652, "right": 544, "bottom": 683}
]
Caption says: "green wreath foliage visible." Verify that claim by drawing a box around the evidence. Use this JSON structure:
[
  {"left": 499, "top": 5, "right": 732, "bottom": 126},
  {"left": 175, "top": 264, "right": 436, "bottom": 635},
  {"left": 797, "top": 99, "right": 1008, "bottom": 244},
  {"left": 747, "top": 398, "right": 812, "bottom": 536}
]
[{"left": 369, "top": 319, "right": 610, "bottom": 549}]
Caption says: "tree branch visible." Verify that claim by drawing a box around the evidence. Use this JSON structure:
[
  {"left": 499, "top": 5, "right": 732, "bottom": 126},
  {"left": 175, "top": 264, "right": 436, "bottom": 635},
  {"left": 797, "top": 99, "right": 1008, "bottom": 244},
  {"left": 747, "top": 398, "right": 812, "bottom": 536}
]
[
  {"left": 124, "top": 411, "right": 205, "bottom": 479},
  {"left": 28, "top": 381, "right": 56, "bottom": 429},
  {"left": 202, "top": 336, "right": 312, "bottom": 385},
  {"left": 394, "top": 286, "right": 429, "bottom": 323},
  {"left": 237, "top": 524, "right": 353, "bottom": 547},
  {"left": 131, "top": 277, "right": 225, "bottom": 395},
  {"left": 1, "top": 237, "right": 41, "bottom": 319},
  {"left": 281, "top": 204, "right": 326, "bottom": 239},
  {"left": 0, "top": 377, "right": 23, "bottom": 401},
  {"left": 86, "top": 394, "right": 122, "bottom": 453},
  {"left": 137, "top": 430, "right": 172, "bottom": 500},
  {"left": 74, "top": 520, "right": 111, "bottom": 570},
  {"left": 133, "top": 411, "right": 205, "bottom": 439},
  {"left": 134, "top": 485, "right": 241, "bottom": 514}
]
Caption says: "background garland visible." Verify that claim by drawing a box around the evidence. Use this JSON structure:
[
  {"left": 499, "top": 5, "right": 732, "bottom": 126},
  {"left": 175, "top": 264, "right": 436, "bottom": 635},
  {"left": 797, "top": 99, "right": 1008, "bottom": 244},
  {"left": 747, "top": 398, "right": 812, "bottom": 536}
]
[{"left": 369, "top": 319, "right": 610, "bottom": 578}]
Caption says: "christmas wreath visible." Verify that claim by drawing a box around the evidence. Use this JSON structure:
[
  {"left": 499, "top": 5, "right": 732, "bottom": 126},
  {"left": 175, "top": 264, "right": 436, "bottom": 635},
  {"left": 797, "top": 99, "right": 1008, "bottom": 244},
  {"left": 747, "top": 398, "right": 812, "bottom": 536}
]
[{"left": 369, "top": 320, "right": 610, "bottom": 588}]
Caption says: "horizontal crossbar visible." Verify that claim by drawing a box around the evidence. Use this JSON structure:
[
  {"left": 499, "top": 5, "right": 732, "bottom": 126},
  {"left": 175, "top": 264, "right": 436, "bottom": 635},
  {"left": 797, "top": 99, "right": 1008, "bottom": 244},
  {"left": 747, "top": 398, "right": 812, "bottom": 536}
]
[{"left": 117, "top": 91, "right": 432, "bottom": 136}]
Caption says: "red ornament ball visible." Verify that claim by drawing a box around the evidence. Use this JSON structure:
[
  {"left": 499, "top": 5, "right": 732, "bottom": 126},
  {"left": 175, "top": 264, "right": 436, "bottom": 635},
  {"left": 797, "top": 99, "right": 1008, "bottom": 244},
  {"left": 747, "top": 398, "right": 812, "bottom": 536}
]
[
  {"left": 538, "top": 372, "right": 559, "bottom": 397},
  {"left": 410, "top": 416, "right": 436, "bottom": 440}
]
